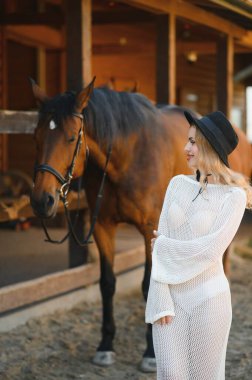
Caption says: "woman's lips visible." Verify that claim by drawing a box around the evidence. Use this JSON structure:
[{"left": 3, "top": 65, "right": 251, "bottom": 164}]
[{"left": 187, "top": 155, "right": 194, "bottom": 161}]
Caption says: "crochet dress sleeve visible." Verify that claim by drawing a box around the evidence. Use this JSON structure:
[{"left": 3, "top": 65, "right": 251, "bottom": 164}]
[
  {"left": 151, "top": 188, "right": 246, "bottom": 285},
  {"left": 145, "top": 178, "right": 176, "bottom": 324}
]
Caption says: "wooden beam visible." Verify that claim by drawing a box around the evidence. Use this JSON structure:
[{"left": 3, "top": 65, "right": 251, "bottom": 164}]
[
  {"left": 0, "top": 111, "right": 38, "bottom": 134},
  {"left": 0, "top": 12, "right": 64, "bottom": 26},
  {"left": 216, "top": 35, "right": 234, "bottom": 118},
  {"left": 122, "top": 0, "right": 247, "bottom": 39},
  {"left": 177, "top": 41, "right": 251, "bottom": 55},
  {"left": 5, "top": 25, "right": 63, "bottom": 49},
  {"left": 93, "top": 43, "right": 145, "bottom": 55},
  {"left": 92, "top": 10, "right": 154, "bottom": 24},
  {"left": 238, "top": 31, "right": 252, "bottom": 49},
  {"left": 177, "top": 41, "right": 217, "bottom": 55},
  {"left": 210, "top": 0, "right": 252, "bottom": 20},
  {"left": 0, "top": 245, "right": 145, "bottom": 314}
]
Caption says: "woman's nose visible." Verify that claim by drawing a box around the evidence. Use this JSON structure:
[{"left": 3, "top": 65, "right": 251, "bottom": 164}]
[{"left": 184, "top": 143, "right": 189, "bottom": 152}]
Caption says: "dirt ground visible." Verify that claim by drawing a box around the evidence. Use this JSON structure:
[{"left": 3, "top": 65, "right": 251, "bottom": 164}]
[
  {"left": 0, "top": 244, "right": 252, "bottom": 379},
  {"left": 0, "top": 212, "right": 251, "bottom": 379}
]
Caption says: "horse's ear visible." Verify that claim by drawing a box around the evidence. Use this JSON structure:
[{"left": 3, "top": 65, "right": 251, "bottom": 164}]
[
  {"left": 29, "top": 77, "right": 49, "bottom": 105},
  {"left": 76, "top": 76, "right": 96, "bottom": 111}
]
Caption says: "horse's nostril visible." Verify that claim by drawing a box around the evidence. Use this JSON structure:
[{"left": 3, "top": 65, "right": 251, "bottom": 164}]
[{"left": 47, "top": 194, "right": 55, "bottom": 208}]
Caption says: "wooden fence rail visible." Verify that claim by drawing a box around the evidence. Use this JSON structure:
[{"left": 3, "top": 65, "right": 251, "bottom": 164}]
[
  {"left": 0, "top": 245, "right": 145, "bottom": 314},
  {"left": 0, "top": 110, "right": 38, "bottom": 134}
]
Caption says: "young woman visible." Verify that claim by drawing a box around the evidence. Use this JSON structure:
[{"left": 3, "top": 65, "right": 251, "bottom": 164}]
[{"left": 145, "top": 110, "right": 252, "bottom": 379}]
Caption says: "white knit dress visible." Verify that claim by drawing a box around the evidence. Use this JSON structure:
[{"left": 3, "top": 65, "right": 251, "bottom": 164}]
[{"left": 145, "top": 174, "right": 246, "bottom": 380}]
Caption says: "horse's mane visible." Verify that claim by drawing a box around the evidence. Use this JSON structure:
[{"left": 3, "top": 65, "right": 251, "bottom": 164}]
[
  {"left": 85, "top": 88, "right": 160, "bottom": 143},
  {"left": 40, "top": 88, "right": 160, "bottom": 144}
]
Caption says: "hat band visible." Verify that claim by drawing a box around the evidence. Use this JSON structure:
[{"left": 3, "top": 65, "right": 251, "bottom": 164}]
[{"left": 200, "top": 117, "right": 233, "bottom": 154}]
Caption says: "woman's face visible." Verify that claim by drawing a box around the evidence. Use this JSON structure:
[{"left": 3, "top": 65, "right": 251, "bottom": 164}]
[{"left": 184, "top": 126, "right": 199, "bottom": 169}]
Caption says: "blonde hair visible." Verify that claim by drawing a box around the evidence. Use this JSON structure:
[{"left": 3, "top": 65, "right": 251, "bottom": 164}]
[{"left": 194, "top": 127, "right": 252, "bottom": 209}]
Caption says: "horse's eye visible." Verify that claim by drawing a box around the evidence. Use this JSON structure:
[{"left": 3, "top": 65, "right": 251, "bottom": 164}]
[{"left": 68, "top": 135, "right": 76, "bottom": 143}]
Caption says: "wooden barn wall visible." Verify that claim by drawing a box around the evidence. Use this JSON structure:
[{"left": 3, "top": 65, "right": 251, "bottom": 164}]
[
  {"left": 5, "top": 42, "right": 62, "bottom": 177},
  {"left": 7, "top": 40, "right": 37, "bottom": 110},
  {"left": 46, "top": 50, "right": 62, "bottom": 97},
  {"left": 176, "top": 52, "right": 246, "bottom": 130},
  {"left": 92, "top": 23, "right": 218, "bottom": 116},
  {"left": 2, "top": 22, "right": 248, "bottom": 177},
  {"left": 7, "top": 40, "right": 37, "bottom": 176},
  {"left": 92, "top": 23, "right": 156, "bottom": 101},
  {"left": 176, "top": 53, "right": 216, "bottom": 115}
]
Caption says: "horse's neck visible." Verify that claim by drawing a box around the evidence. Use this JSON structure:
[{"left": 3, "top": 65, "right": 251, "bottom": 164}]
[{"left": 86, "top": 136, "right": 135, "bottom": 183}]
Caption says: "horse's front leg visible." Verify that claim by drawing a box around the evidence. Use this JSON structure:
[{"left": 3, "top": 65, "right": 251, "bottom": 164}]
[{"left": 92, "top": 221, "right": 117, "bottom": 367}]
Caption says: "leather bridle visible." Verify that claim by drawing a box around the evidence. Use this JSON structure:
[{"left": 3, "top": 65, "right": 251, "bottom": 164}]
[
  {"left": 34, "top": 111, "right": 112, "bottom": 246},
  {"left": 34, "top": 112, "right": 87, "bottom": 203}
]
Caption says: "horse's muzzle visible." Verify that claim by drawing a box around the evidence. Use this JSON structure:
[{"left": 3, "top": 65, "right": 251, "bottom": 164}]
[{"left": 30, "top": 191, "right": 59, "bottom": 218}]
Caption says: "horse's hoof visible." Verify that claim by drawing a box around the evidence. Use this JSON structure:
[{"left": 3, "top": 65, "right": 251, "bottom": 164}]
[
  {"left": 92, "top": 351, "right": 116, "bottom": 366},
  {"left": 139, "top": 357, "right": 157, "bottom": 373}
]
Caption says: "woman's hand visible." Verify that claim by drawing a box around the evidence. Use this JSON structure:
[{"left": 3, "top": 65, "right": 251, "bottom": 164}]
[
  {"left": 151, "top": 230, "right": 161, "bottom": 251},
  {"left": 156, "top": 315, "right": 173, "bottom": 325}
]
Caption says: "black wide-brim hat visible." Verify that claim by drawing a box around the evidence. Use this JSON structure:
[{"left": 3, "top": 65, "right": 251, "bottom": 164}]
[{"left": 184, "top": 110, "right": 239, "bottom": 167}]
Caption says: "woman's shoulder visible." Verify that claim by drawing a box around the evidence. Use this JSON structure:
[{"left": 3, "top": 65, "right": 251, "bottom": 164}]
[
  {"left": 226, "top": 185, "right": 247, "bottom": 202},
  {"left": 169, "top": 174, "right": 198, "bottom": 186},
  {"left": 169, "top": 175, "right": 247, "bottom": 203}
]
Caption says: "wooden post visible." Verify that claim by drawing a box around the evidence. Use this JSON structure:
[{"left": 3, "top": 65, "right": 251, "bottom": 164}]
[
  {"left": 156, "top": 13, "right": 176, "bottom": 105},
  {"left": 65, "top": 0, "right": 92, "bottom": 267},
  {"left": 37, "top": 0, "right": 46, "bottom": 92},
  {"left": 81, "top": 0, "right": 92, "bottom": 86},
  {"left": 65, "top": 0, "right": 92, "bottom": 90},
  {"left": 0, "top": 26, "right": 8, "bottom": 172},
  {"left": 216, "top": 34, "right": 234, "bottom": 118},
  {"left": 37, "top": 48, "right": 46, "bottom": 90},
  {"left": 68, "top": 209, "right": 89, "bottom": 268}
]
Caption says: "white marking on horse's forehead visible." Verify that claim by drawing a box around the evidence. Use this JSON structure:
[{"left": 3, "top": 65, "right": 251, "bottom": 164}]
[{"left": 49, "top": 120, "right": 57, "bottom": 130}]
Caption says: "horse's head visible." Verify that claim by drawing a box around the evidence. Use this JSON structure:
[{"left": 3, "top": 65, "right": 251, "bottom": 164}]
[{"left": 30, "top": 78, "right": 95, "bottom": 218}]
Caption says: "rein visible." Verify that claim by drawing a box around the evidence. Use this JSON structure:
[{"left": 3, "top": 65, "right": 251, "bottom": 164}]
[{"left": 34, "top": 112, "right": 112, "bottom": 246}]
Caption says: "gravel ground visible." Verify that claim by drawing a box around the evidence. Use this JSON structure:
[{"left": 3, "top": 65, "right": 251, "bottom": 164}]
[{"left": 0, "top": 247, "right": 252, "bottom": 380}]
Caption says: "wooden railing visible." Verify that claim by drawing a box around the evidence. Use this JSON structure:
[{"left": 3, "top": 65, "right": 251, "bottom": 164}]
[{"left": 0, "top": 110, "right": 38, "bottom": 134}]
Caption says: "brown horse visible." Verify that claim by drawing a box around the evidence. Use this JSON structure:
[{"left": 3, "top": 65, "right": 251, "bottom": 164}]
[{"left": 30, "top": 79, "right": 251, "bottom": 372}]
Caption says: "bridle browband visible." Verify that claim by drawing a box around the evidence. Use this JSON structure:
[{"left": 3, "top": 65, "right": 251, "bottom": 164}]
[{"left": 34, "top": 111, "right": 112, "bottom": 246}]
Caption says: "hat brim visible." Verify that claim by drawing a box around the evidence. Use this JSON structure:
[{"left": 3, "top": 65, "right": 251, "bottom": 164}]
[{"left": 184, "top": 111, "right": 229, "bottom": 167}]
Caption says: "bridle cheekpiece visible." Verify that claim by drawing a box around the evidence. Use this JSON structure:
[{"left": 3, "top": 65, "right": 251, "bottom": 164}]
[{"left": 34, "top": 111, "right": 88, "bottom": 205}]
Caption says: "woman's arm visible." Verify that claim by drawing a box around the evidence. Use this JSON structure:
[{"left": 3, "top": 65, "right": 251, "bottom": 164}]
[
  {"left": 145, "top": 277, "right": 175, "bottom": 324},
  {"left": 152, "top": 188, "right": 246, "bottom": 284}
]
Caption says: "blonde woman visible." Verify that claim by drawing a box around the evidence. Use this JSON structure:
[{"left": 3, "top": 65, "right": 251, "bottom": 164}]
[{"left": 145, "top": 110, "right": 252, "bottom": 379}]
